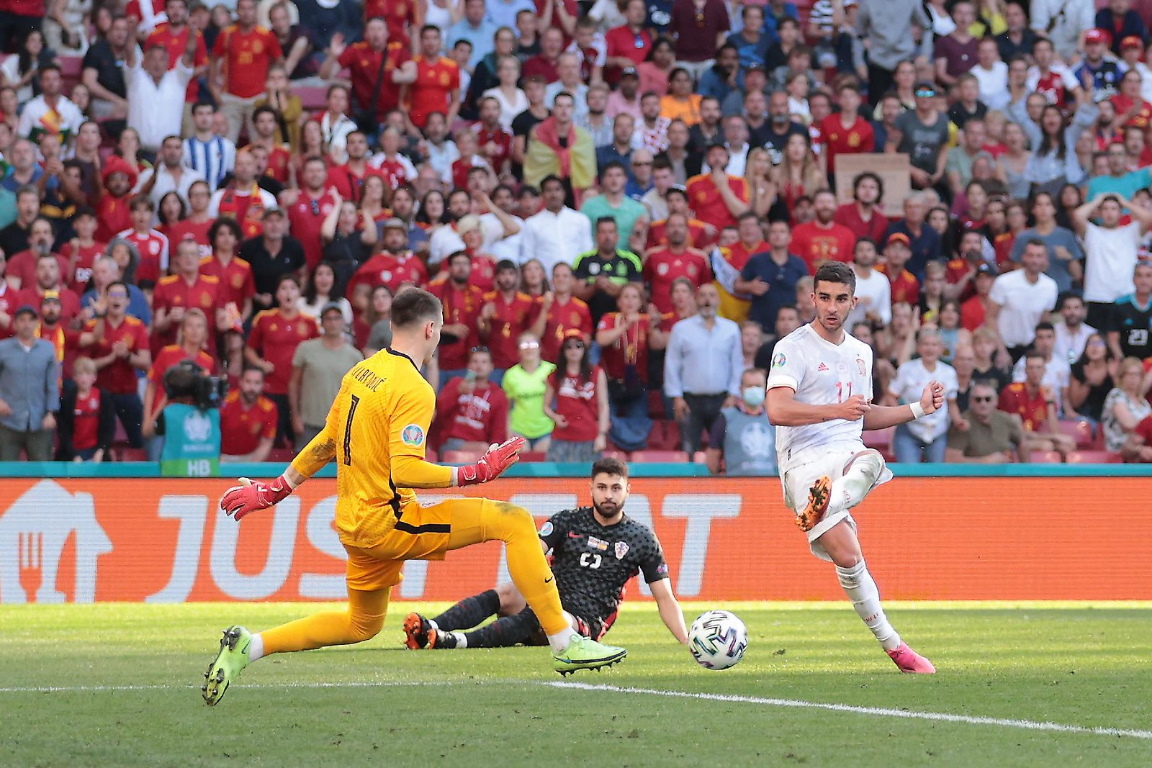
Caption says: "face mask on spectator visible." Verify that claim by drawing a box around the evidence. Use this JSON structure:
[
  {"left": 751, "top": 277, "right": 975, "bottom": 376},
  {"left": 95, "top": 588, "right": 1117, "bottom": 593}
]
[{"left": 742, "top": 386, "right": 765, "bottom": 408}]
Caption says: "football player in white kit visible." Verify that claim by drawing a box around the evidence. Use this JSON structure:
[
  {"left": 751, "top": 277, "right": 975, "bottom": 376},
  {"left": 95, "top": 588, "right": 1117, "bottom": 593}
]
[{"left": 766, "top": 262, "right": 942, "bottom": 674}]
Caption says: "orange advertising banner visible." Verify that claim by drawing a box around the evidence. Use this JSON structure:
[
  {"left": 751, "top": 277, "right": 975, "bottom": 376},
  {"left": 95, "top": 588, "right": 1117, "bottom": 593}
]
[{"left": 1, "top": 477, "right": 1148, "bottom": 604}]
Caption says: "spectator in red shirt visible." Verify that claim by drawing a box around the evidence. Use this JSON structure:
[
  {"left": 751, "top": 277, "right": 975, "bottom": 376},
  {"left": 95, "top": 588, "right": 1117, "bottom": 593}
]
[
  {"left": 834, "top": 172, "right": 889, "bottom": 246},
  {"left": 603, "top": 0, "right": 651, "bottom": 85},
  {"left": 319, "top": 18, "right": 415, "bottom": 134},
  {"left": 153, "top": 238, "right": 225, "bottom": 352},
  {"left": 5, "top": 217, "right": 69, "bottom": 291},
  {"left": 961, "top": 262, "right": 998, "bottom": 331},
  {"left": 210, "top": 0, "right": 285, "bottom": 144},
  {"left": 537, "top": 262, "right": 593, "bottom": 363},
  {"left": 22, "top": 253, "right": 83, "bottom": 327},
  {"left": 543, "top": 329, "right": 610, "bottom": 462},
  {"left": 436, "top": 346, "right": 510, "bottom": 452},
  {"left": 1125, "top": 414, "right": 1152, "bottom": 462},
  {"left": 56, "top": 356, "right": 116, "bottom": 462},
  {"left": 478, "top": 259, "right": 541, "bottom": 379},
  {"left": 820, "top": 82, "right": 875, "bottom": 175},
  {"left": 81, "top": 281, "right": 151, "bottom": 447},
  {"left": 595, "top": 282, "right": 667, "bottom": 450},
  {"left": 325, "top": 130, "right": 383, "bottom": 204},
  {"left": 143, "top": 307, "right": 218, "bottom": 458},
  {"left": 473, "top": 95, "right": 514, "bottom": 177},
  {"left": 877, "top": 232, "right": 923, "bottom": 305},
  {"left": 427, "top": 250, "right": 485, "bottom": 385},
  {"left": 998, "top": 351, "right": 1076, "bottom": 457},
  {"left": 406, "top": 25, "right": 461, "bottom": 131},
  {"left": 95, "top": 157, "right": 138, "bottom": 247},
  {"left": 667, "top": 0, "right": 729, "bottom": 82},
  {"left": 347, "top": 219, "right": 429, "bottom": 299},
  {"left": 245, "top": 274, "right": 319, "bottom": 442},
  {"left": 219, "top": 365, "right": 277, "bottom": 462},
  {"left": 685, "top": 143, "right": 750, "bottom": 230},
  {"left": 791, "top": 189, "right": 858, "bottom": 271},
  {"left": 643, "top": 213, "right": 712, "bottom": 314}
]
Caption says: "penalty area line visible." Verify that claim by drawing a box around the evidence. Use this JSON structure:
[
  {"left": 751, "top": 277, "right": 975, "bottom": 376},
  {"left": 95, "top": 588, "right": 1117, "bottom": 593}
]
[{"left": 546, "top": 682, "right": 1152, "bottom": 741}]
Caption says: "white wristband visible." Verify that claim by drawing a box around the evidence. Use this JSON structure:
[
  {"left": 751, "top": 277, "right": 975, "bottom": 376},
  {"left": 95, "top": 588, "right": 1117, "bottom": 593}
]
[{"left": 909, "top": 402, "right": 926, "bottom": 420}]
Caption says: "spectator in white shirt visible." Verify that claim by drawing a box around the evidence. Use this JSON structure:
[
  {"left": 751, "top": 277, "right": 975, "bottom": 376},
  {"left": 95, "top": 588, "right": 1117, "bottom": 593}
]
[
  {"left": 318, "top": 85, "right": 357, "bottom": 165},
  {"left": 1011, "top": 321, "right": 1072, "bottom": 415},
  {"left": 987, "top": 237, "right": 1059, "bottom": 362},
  {"left": 421, "top": 111, "right": 460, "bottom": 186},
  {"left": 1051, "top": 291, "right": 1095, "bottom": 366},
  {"left": 846, "top": 237, "right": 892, "bottom": 330},
  {"left": 126, "top": 38, "right": 196, "bottom": 153},
  {"left": 971, "top": 37, "right": 1008, "bottom": 107},
  {"left": 135, "top": 135, "right": 206, "bottom": 207},
  {"left": 885, "top": 327, "right": 961, "bottom": 463},
  {"left": 519, "top": 175, "right": 594, "bottom": 272}
]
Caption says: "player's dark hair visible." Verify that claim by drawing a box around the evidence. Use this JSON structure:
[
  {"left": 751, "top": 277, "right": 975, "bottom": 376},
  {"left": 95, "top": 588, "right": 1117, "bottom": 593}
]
[
  {"left": 813, "top": 261, "right": 856, "bottom": 293},
  {"left": 591, "top": 457, "right": 628, "bottom": 480},
  {"left": 391, "top": 288, "right": 444, "bottom": 329}
]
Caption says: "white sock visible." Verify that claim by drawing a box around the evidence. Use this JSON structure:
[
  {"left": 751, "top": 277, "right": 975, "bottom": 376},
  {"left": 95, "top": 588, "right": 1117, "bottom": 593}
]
[
  {"left": 829, "top": 452, "right": 885, "bottom": 516},
  {"left": 248, "top": 632, "right": 265, "bottom": 662},
  {"left": 836, "top": 560, "right": 901, "bottom": 651},
  {"left": 547, "top": 629, "right": 580, "bottom": 654},
  {"left": 451, "top": 632, "right": 467, "bottom": 649}
]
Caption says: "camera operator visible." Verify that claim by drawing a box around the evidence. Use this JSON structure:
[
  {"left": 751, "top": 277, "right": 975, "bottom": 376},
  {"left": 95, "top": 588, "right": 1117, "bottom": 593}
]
[
  {"left": 156, "top": 358, "right": 226, "bottom": 474},
  {"left": 143, "top": 309, "right": 218, "bottom": 461}
]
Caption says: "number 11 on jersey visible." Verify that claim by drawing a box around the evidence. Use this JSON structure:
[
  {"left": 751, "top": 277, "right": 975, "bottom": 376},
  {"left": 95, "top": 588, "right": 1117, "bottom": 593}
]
[{"left": 836, "top": 380, "right": 853, "bottom": 403}]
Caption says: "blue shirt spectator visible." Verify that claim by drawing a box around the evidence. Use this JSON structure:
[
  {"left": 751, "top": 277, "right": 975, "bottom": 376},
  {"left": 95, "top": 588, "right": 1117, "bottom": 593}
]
[
  {"left": 737, "top": 243, "right": 809, "bottom": 335},
  {"left": 485, "top": 0, "right": 536, "bottom": 30},
  {"left": 0, "top": 308, "right": 59, "bottom": 461},
  {"left": 450, "top": 10, "right": 498, "bottom": 69}
]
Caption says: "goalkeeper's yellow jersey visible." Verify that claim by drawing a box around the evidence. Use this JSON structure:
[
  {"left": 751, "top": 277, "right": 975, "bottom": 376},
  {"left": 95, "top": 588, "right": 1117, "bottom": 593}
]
[{"left": 291, "top": 348, "right": 453, "bottom": 547}]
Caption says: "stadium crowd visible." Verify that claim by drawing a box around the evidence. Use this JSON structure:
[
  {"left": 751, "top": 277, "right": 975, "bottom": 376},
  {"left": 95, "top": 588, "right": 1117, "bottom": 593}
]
[{"left": 1, "top": 0, "right": 1152, "bottom": 468}]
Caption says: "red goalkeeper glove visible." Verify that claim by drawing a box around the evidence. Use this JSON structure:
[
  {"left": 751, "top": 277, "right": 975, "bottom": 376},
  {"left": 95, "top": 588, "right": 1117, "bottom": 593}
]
[
  {"left": 219, "top": 475, "right": 295, "bottom": 521},
  {"left": 454, "top": 436, "right": 526, "bottom": 486}
]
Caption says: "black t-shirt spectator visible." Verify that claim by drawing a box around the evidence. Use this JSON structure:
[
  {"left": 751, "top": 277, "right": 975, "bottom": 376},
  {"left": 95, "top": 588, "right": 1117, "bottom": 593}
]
[
  {"left": 321, "top": 232, "right": 371, "bottom": 291},
  {"left": 239, "top": 234, "right": 307, "bottom": 311},
  {"left": 947, "top": 101, "right": 988, "bottom": 131},
  {"left": 511, "top": 108, "right": 548, "bottom": 179},
  {"left": 995, "top": 29, "right": 1039, "bottom": 63},
  {"left": 572, "top": 250, "right": 642, "bottom": 325},
  {"left": 278, "top": 24, "right": 317, "bottom": 79},
  {"left": 1070, "top": 361, "right": 1114, "bottom": 422},
  {"left": 82, "top": 39, "right": 128, "bottom": 100},
  {"left": 0, "top": 220, "right": 31, "bottom": 259},
  {"left": 755, "top": 121, "right": 806, "bottom": 162}
]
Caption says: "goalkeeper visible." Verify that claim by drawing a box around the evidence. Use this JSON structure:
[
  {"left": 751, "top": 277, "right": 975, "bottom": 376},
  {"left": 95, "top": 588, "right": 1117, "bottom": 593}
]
[
  {"left": 203, "top": 289, "right": 626, "bottom": 706},
  {"left": 404, "top": 458, "right": 689, "bottom": 655}
]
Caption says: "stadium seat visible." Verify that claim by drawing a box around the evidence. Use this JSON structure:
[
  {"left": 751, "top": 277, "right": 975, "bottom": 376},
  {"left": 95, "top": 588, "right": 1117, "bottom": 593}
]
[
  {"left": 692, "top": 451, "right": 708, "bottom": 464},
  {"left": 647, "top": 389, "right": 666, "bottom": 419},
  {"left": 116, "top": 448, "right": 149, "bottom": 462},
  {"left": 630, "top": 450, "right": 689, "bottom": 463},
  {"left": 59, "top": 55, "right": 82, "bottom": 86},
  {"left": 1028, "top": 450, "right": 1064, "bottom": 463},
  {"left": 600, "top": 450, "right": 630, "bottom": 461},
  {"left": 1064, "top": 450, "right": 1123, "bottom": 464},
  {"left": 647, "top": 420, "right": 681, "bottom": 451},
  {"left": 519, "top": 451, "right": 547, "bottom": 462},
  {"left": 293, "top": 85, "right": 328, "bottom": 111},
  {"left": 266, "top": 448, "right": 296, "bottom": 463},
  {"left": 1057, "top": 420, "right": 1095, "bottom": 448},
  {"left": 442, "top": 449, "right": 483, "bottom": 464}
]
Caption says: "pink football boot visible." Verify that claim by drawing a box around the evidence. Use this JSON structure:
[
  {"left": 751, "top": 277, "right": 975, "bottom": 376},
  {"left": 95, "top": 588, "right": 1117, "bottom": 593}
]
[{"left": 886, "top": 642, "right": 936, "bottom": 674}]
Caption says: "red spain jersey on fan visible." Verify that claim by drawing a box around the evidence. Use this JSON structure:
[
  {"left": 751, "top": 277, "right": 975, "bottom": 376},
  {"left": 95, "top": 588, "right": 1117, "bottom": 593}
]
[
  {"left": 117, "top": 228, "right": 170, "bottom": 286},
  {"left": 998, "top": 382, "right": 1051, "bottom": 431},
  {"left": 426, "top": 277, "right": 483, "bottom": 369},
  {"left": 818, "top": 113, "right": 874, "bottom": 173},
  {"left": 199, "top": 255, "right": 255, "bottom": 309},
  {"left": 363, "top": 0, "right": 419, "bottom": 46},
  {"left": 346, "top": 251, "right": 429, "bottom": 296},
  {"left": 164, "top": 219, "right": 213, "bottom": 257},
  {"left": 540, "top": 296, "right": 592, "bottom": 363},
  {"left": 647, "top": 217, "right": 713, "bottom": 250},
  {"left": 481, "top": 290, "right": 540, "bottom": 369},
  {"left": 70, "top": 388, "right": 102, "bottom": 452},
  {"left": 374, "top": 155, "right": 415, "bottom": 188},
  {"left": 685, "top": 173, "right": 749, "bottom": 229},
  {"left": 96, "top": 195, "right": 133, "bottom": 245},
  {"left": 146, "top": 22, "right": 208, "bottom": 102},
  {"left": 339, "top": 40, "right": 409, "bottom": 118},
  {"left": 151, "top": 273, "right": 222, "bottom": 351},
  {"left": 876, "top": 264, "right": 921, "bottom": 304},
  {"left": 213, "top": 24, "right": 283, "bottom": 99},
  {"left": 286, "top": 187, "right": 340, "bottom": 269},
  {"left": 596, "top": 313, "right": 652, "bottom": 380},
  {"left": 83, "top": 315, "right": 150, "bottom": 394},
  {"left": 261, "top": 145, "right": 292, "bottom": 184},
  {"left": 148, "top": 345, "right": 217, "bottom": 416},
  {"left": 0, "top": 283, "right": 21, "bottom": 338},
  {"left": 59, "top": 240, "right": 105, "bottom": 292},
  {"left": 408, "top": 55, "right": 459, "bottom": 129},
  {"left": 247, "top": 309, "right": 319, "bottom": 395},
  {"left": 1033, "top": 69, "right": 1071, "bottom": 109},
  {"left": 219, "top": 390, "right": 278, "bottom": 455},
  {"left": 472, "top": 124, "right": 512, "bottom": 171},
  {"left": 643, "top": 247, "right": 712, "bottom": 313}
]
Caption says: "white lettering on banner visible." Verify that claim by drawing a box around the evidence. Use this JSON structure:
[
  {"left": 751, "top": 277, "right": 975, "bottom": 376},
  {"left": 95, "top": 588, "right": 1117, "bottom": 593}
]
[
  {"left": 0, "top": 480, "right": 110, "bottom": 604},
  {"left": 209, "top": 496, "right": 301, "bottom": 600},
  {"left": 661, "top": 494, "right": 741, "bottom": 596},
  {"left": 494, "top": 494, "right": 579, "bottom": 587},
  {"left": 146, "top": 496, "right": 209, "bottom": 603},
  {"left": 299, "top": 496, "right": 344, "bottom": 599}
]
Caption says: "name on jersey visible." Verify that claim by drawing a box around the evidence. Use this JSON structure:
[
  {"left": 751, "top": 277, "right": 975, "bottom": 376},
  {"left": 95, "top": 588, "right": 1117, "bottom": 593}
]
[{"left": 351, "top": 366, "right": 387, "bottom": 391}]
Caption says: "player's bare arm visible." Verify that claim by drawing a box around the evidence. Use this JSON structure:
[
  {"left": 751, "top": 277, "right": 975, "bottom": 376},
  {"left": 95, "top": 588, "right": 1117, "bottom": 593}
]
[
  {"left": 862, "top": 381, "right": 946, "bottom": 431},
  {"left": 766, "top": 385, "right": 870, "bottom": 426},
  {"left": 649, "top": 578, "right": 689, "bottom": 644}
]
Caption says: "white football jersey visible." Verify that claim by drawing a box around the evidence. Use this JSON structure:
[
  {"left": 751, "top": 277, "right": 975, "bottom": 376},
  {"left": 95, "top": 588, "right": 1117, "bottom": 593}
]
[{"left": 766, "top": 324, "right": 874, "bottom": 471}]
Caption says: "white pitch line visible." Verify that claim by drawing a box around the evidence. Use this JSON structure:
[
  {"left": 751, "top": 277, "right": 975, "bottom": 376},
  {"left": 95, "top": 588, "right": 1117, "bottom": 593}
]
[
  {"left": 547, "top": 682, "right": 1152, "bottom": 741},
  {"left": 0, "top": 680, "right": 455, "bottom": 694}
]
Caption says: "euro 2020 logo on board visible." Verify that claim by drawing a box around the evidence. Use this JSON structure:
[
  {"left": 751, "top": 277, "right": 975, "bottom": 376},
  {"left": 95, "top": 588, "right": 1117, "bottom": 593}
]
[{"left": 0, "top": 480, "right": 112, "bottom": 603}]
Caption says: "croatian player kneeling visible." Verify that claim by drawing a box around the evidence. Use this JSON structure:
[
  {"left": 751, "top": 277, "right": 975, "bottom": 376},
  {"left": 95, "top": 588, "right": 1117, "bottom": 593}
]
[{"left": 766, "top": 262, "right": 942, "bottom": 674}]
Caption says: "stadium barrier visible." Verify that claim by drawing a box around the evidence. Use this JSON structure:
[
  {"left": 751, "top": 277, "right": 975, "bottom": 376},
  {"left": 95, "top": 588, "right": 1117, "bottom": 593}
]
[{"left": 3, "top": 469, "right": 1150, "bottom": 604}]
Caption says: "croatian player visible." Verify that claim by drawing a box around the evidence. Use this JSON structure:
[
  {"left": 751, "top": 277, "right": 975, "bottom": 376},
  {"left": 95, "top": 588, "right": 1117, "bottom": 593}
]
[{"left": 765, "top": 262, "right": 942, "bottom": 674}]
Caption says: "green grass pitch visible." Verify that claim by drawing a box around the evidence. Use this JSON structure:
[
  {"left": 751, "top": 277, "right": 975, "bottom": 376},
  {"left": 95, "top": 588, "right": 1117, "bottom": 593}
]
[{"left": 3, "top": 602, "right": 1151, "bottom": 767}]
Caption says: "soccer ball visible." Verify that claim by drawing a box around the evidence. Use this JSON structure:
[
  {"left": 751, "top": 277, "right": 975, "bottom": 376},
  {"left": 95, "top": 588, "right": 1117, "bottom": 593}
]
[{"left": 688, "top": 610, "right": 748, "bottom": 670}]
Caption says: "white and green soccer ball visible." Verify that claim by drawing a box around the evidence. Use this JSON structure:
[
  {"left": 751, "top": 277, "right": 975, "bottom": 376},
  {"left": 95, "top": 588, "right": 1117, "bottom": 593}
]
[{"left": 688, "top": 610, "right": 748, "bottom": 670}]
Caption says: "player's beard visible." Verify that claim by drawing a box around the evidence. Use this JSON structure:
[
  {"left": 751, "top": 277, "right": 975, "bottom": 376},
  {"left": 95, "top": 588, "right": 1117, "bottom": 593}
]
[{"left": 593, "top": 499, "right": 624, "bottom": 521}]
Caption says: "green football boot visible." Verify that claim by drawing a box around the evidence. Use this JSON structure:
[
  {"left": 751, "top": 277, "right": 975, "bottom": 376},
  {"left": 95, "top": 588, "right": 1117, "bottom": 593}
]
[
  {"left": 552, "top": 636, "right": 627, "bottom": 676},
  {"left": 202, "top": 626, "right": 252, "bottom": 706}
]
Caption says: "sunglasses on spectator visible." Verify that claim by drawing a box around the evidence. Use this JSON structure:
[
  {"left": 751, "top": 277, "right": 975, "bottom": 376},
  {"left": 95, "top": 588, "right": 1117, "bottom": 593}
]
[
  {"left": 470, "top": 345, "right": 489, "bottom": 353},
  {"left": 519, "top": 341, "right": 540, "bottom": 350},
  {"left": 915, "top": 88, "right": 936, "bottom": 98},
  {"left": 107, "top": 290, "right": 129, "bottom": 298},
  {"left": 972, "top": 395, "right": 995, "bottom": 403}
]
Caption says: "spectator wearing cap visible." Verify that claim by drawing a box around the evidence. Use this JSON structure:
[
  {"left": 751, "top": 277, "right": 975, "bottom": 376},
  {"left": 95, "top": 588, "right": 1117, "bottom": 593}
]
[
  {"left": 477, "top": 259, "right": 540, "bottom": 382},
  {"left": 1075, "top": 28, "right": 1123, "bottom": 94},
  {"left": 603, "top": 0, "right": 653, "bottom": 85},
  {"left": 886, "top": 192, "right": 943, "bottom": 279},
  {"left": 346, "top": 219, "right": 429, "bottom": 299},
  {"left": 605, "top": 67, "right": 643, "bottom": 122},
  {"left": 877, "top": 232, "right": 922, "bottom": 305},
  {"left": 521, "top": 175, "right": 594, "bottom": 275},
  {"left": 543, "top": 328, "right": 609, "bottom": 462},
  {"left": 733, "top": 219, "right": 808, "bottom": 335},
  {"left": 961, "top": 262, "right": 999, "bottom": 331},
  {"left": 289, "top": 302, "right": 363, "bottom": 450},
  {"left": 0, "top": 304, "right": 59, "bottom": 461},
  {"left": 1096, "top": 2, "right": 1147, "bottom": 56},
  {"left": 1117, "top": 36, "right": 1152, "bottom": 101},
  {"left": 888, "top": 82, "right": 949, "bottom": 193},
  {"left": 94, "top": 157, "right": 139, "bottom": 245},
  {"left": 36, "top": 290, "right": 90, "bottom": 384},
  {"left": 436, "top": 346, "right": 510, "bottom": 453},
  {"left": 664, "top": 283, "right": 742, "bottom": 456},
  {"left": 219, "top": 365, "right": 278, "bottom": 463}
]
